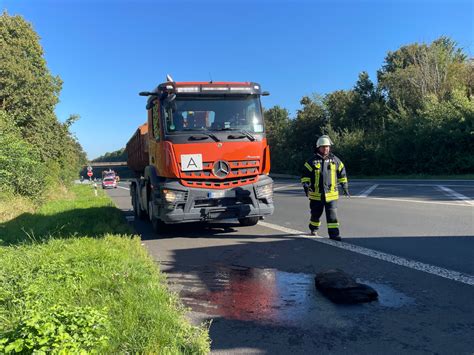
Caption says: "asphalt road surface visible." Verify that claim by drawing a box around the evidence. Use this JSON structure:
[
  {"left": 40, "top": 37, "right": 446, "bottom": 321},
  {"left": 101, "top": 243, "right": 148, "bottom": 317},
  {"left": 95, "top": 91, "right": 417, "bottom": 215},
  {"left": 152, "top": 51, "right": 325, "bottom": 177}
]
[{"left": 107, "top": 178, "right": 474, "bottom": 354}]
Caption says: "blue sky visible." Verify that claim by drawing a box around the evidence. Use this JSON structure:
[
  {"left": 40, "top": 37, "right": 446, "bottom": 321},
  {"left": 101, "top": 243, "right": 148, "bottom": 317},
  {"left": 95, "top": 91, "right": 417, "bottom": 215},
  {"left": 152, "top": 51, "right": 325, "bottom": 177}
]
[{"left": 2, "top": 0, "right": 473, "bottom": 159}]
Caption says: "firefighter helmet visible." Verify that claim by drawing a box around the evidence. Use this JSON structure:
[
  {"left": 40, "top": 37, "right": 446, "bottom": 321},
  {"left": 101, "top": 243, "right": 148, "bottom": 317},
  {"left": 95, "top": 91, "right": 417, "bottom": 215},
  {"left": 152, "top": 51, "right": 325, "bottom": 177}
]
[{"left": 316, "top": 135, "right": 332, "bottom": 148}]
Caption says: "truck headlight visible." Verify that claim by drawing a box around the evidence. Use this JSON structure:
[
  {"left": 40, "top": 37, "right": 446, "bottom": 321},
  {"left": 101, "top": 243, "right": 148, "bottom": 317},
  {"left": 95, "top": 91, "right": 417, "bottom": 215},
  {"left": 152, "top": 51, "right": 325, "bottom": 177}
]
[
  {"left": 256, "top": 183, "right": 273, "bottom": 199},
  {"left": 162, "top": 189, "right": 186, "bottom": 203}
]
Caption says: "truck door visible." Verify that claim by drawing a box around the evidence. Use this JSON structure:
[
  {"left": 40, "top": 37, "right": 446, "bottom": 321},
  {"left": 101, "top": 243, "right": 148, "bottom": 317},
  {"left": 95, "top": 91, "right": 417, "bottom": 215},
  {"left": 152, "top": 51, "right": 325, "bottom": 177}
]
[{"left": 148, "top": 100, "right": 161, "bottom": 168}]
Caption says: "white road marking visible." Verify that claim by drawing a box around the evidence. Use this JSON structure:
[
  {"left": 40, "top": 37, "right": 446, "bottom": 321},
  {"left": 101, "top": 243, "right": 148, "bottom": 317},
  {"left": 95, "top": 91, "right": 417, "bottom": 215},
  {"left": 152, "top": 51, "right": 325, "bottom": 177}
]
[
  {"left": 116, "top": 185, "right": 130, "bottom": 191},
  {"left": 358, "top": 184, "right": 379, "bottom": 197},
  {"left": 437, "top": 185, "right": 473, "bottom": 206},
  {"left": 275, "top": 187, "right": 471, "bottom": 207},
  {"left": 274, "top": 183, "right": 299, "bottom": 191},
  {"left": 351, "top": 196, "right": 472, "bottom": 208},
  {"left": 379, "top": 183, "right": 474, "bottom": 187},
  {"left": 259, "top": 221, "right": 474, "bottom": 286},
  {"left": 275, "top": 180, "right": 474, "bottom": 188}
]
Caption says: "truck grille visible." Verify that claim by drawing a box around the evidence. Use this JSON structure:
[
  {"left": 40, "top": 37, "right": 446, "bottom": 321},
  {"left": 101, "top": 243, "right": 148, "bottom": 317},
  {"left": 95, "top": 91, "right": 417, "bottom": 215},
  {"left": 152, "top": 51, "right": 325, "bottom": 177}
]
[
  {"left": 180, "top": 160, "right": 260, "bottom": 189},
  {"left": 194, "top": 197, "right": 253, "bottom": 208},
  {"left": 182, "top": 176, "right": 259, "bottom": 189}
]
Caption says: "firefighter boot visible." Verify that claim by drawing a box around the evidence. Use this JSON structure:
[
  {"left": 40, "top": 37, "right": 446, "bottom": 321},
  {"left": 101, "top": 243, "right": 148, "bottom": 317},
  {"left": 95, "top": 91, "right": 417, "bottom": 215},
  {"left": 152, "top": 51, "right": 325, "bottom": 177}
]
[
  {"left": 310, "top": 229, "right": 319, "bottom": 237},
  {"left": 309, "top": 224, "right": 319, "bottom": 237}
]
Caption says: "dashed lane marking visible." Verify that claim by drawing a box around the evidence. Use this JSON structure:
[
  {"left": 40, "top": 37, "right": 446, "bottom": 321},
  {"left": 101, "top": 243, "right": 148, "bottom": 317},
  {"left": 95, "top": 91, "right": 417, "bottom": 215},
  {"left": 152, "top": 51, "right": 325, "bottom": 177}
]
[
  {"left": 274, "top": 187, "right": 472, "bottom": 207},
  {"left": 259, "top": 221, "right": 474, "bottom": 286},
  {"left": 357, "top": 184, "right": 379, "bottom": 197},
  {"left": 436, "top": 185, "right": 473, "bottom": 206},
  {"left": 116, "top": 185, "right": 130, "bottom": 191},
  {"left": 351, "top": 196, "right": 472, "bottom": 207},
  {"left": 274, "top": 180, "right": 474, "bottom": 188}
]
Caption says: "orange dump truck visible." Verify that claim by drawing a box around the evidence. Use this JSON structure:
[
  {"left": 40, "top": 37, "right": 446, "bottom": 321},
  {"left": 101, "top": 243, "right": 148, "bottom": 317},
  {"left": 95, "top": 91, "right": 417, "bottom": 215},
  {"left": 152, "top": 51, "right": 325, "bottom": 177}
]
[{"left": 126, "top": 78, "right": 274, "bottom": 232}]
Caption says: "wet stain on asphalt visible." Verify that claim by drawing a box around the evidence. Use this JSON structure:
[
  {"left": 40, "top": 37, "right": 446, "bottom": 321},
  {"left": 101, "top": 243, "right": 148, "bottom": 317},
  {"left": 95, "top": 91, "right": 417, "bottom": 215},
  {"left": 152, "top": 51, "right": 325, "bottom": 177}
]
[
  {"left": 359, "top": 280, "right": 416, "bottom": 308},
  {"left": 176, "top": 265, "right": 415, "bottom": 328}
]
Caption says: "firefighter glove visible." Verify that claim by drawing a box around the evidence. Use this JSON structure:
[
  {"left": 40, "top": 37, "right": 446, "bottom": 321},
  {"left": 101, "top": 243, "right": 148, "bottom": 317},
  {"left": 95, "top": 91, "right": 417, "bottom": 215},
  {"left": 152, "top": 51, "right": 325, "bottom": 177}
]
[
  {"left": 342, "top": 186, "right": 350, "bottom": 197},
  {"left": 303, "top": 183, "right": 310, "bottom": 197}
]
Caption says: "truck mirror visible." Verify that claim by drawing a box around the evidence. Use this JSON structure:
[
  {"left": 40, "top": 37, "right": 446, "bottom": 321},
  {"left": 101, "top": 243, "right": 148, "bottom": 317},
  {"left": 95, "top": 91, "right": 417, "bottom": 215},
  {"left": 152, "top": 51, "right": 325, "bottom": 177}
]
[
  {"left": 139, "top": 91, "right": 160, "bottom": 96},
  {"left": 165, "top": 93, "right": 176, "bottom": 102}
]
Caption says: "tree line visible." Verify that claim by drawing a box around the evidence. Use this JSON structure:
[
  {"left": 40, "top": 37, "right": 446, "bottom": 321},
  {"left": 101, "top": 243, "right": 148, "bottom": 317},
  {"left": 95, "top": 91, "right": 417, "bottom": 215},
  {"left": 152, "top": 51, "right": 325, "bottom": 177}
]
[
  {"left": 265, "top": 37, "right": 474, "bottom": 176},
  {"left": 1, "top": 11, "right": 472, "bottom": 206},
  {"left": 92, "top": 148, "right": 127, "bottom": 163},
  {"left": 0, "top": 12, "right": 87, "bottom": 201}
]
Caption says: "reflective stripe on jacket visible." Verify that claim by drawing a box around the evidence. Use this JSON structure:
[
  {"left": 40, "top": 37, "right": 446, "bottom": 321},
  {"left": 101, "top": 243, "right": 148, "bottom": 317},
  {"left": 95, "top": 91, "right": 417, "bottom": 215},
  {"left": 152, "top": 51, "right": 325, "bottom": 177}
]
[{"left": 300, "top": 153, "right": 348, "bottom": 201}]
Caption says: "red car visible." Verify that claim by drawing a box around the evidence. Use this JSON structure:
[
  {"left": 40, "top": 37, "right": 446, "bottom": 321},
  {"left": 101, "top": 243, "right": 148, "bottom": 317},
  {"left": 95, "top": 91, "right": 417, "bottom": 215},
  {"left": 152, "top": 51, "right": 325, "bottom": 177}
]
[{"left": 102, "top": 177, "right": 117, "bottom": 189}]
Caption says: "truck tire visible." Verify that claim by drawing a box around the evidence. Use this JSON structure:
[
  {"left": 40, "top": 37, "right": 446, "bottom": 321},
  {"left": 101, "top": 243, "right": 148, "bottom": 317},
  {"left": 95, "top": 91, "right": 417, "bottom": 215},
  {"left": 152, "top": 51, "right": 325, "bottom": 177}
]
[
  {"left": 148, "top": 197, "right": 164, "bottom": 233},
  {"left": 238, "top": 216, "right": 259, "bottom": 226},
  {"left": 131, "top": 185, "right": 146, "bottom": 220}
]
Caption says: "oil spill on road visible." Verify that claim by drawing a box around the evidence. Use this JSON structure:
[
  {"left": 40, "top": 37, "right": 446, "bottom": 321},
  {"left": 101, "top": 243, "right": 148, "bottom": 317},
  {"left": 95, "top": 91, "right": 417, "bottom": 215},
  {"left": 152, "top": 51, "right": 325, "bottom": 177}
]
[
  {"left": 359, "top": 280, "right": 416, "bottom": 308},
  {"left": 176, "top": 265, "right": 415, "bottom": 328}
]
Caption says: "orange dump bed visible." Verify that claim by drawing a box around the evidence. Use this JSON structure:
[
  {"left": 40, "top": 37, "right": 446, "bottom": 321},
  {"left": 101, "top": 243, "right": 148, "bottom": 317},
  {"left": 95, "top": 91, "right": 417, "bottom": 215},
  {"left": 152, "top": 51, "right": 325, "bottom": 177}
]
[{"left": 126, "top": 123, "right": 149, "bottom": 173}]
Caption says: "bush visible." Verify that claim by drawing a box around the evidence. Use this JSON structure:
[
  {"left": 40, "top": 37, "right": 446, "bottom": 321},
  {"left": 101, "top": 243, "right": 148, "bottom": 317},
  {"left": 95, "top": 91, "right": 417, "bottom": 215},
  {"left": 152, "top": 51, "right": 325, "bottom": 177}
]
[{"left": 0, "top": 111, "right": 46, "bottom": 199}]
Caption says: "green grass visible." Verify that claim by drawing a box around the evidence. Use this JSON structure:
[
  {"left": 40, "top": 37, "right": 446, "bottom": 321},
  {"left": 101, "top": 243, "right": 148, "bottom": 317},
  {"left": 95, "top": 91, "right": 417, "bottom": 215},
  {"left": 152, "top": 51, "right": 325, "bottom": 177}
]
[
  {"left": 0, "top": 184, "right": 210, "bottom": 353},
  {"left": 0, "top": 190, "right": 35, "bottom": 224},
  {"left": 0, "top": 185, "right": 131, "bottom": 245}
]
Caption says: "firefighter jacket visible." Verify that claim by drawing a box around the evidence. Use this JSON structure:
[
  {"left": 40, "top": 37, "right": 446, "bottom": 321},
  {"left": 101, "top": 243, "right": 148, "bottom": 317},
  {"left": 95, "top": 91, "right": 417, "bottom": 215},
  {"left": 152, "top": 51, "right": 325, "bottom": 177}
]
[{"left": 301, "top": 153, "right": 348, "bottom": 202}]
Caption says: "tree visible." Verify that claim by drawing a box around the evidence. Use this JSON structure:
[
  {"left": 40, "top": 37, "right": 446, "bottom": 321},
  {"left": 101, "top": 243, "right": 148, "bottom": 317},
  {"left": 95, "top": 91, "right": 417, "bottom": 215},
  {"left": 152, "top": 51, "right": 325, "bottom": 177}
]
[
  {"left": 0, "top": 110, "right": 45, "bottom": 198},
  {"left": 0, "top": 12, "right": 87, "bottom": 196},
  {"left": 378, "top": 37, "right": 468, "bottom": 112},
  {"left": 93, "top": 148, "right": 127, "bottom": 163},
  {"left": 0, "top": 12, "right": 63, "bottom": 161},
  {"left": 324, "top": 90, "right": 356, "bottom": 131},
  {"left": 264, "top": 106, "right": 290, "bottom": 172},
  {"left": 282, "top": 96, "right": 328, "bottom": 172}
]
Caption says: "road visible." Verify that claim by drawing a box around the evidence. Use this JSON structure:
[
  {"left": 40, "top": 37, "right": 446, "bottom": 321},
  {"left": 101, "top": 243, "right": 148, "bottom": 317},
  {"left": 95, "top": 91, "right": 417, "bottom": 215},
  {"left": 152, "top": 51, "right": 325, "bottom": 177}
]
[{"left": 107, "top": 178, "right": 474, "bottom": 354}]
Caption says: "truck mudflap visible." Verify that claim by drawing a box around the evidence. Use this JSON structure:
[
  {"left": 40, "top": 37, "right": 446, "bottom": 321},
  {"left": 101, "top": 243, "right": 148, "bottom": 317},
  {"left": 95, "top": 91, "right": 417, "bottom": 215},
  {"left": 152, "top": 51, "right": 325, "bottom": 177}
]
[{"left": 152, "top": 175, "right": 274, "bottom": 223}]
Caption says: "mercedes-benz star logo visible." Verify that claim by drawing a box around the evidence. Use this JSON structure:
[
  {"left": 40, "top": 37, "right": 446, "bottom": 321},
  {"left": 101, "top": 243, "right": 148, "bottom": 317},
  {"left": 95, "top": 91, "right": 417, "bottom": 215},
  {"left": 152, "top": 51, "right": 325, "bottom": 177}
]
[{"left": 213, "top": 160, "right": 230, "bottom": 178}]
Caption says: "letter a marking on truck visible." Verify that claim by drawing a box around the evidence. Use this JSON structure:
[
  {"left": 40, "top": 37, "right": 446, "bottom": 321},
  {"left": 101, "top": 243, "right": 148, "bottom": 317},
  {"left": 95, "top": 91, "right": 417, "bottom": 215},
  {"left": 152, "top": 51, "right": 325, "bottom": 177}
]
[
  {"left": 188, "top": 158, "right": 198, "bottom": 169},
  {"left": 181, "top": 154, "right": 203, "bottom": 171}
]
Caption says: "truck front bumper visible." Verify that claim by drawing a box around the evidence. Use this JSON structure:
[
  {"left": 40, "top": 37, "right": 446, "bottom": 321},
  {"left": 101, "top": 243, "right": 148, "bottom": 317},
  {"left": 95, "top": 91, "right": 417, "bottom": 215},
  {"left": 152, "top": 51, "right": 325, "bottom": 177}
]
[{"left": 153, "top": 175, "right": 274, "bottom": 223}]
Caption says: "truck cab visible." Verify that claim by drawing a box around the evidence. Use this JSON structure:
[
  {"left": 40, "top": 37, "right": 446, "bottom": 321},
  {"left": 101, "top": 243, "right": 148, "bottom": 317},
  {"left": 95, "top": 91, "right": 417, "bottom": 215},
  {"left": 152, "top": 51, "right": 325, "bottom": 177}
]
[{"left": 127, "top": 79, "right": 274, "bottom": 232}]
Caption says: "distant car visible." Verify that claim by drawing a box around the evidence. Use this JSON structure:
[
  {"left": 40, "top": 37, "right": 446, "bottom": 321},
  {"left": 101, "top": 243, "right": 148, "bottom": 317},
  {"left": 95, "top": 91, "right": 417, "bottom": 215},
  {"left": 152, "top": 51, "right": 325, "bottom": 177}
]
[{"left": 102, "top": 177, "right": 117, "bottom": 189}]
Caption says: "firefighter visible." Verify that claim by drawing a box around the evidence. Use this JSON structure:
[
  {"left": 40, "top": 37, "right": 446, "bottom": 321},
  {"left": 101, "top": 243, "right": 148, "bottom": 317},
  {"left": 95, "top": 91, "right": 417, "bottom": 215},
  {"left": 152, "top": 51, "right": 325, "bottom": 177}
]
[{"left": 301, "top": 135, "right": 349, "bottom": 241}]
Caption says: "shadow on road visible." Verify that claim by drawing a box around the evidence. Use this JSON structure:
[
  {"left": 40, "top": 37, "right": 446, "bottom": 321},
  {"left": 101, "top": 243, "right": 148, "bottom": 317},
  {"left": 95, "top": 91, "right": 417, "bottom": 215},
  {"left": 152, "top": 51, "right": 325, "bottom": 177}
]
[{"left": 130, "top": 216, "right": 291, "bottom": 241}]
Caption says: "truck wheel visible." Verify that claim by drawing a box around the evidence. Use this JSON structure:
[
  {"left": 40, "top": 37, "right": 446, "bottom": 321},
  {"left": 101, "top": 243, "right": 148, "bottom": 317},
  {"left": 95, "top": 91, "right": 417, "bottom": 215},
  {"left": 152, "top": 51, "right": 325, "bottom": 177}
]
[
  {"left": 132, "top": 185, "right": 146, "bottom": 220},
  {"left": 238, "top": 216, "right": 259, "bottom": 226},
  {"left": 148, "top": 198, "right": 164, "bottom": 233}
]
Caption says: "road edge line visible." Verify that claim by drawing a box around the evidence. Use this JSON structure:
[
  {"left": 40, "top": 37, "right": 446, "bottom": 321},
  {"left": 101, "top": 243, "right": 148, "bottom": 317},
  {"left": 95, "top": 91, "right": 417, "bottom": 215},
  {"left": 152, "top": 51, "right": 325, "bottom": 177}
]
[{"left": 351, "top": 196, "right": 472, "bottom": 207}]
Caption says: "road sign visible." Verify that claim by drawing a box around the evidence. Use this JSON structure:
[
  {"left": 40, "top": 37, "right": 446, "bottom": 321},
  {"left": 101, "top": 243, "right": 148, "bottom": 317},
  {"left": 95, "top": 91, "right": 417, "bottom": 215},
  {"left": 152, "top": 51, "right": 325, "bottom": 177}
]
[
  {"left": 87, "top": 166, "right": 92, "bottom": 172},
  {"left": 87, "top": 171, "right": 93, "bottom": 177}
]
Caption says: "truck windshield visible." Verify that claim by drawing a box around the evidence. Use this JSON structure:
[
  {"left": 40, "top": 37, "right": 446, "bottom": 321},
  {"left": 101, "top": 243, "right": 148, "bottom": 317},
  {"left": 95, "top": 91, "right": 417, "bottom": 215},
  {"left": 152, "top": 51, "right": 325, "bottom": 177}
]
[{"left": 164, "top": 96, "right": 264, "bottom": 134}]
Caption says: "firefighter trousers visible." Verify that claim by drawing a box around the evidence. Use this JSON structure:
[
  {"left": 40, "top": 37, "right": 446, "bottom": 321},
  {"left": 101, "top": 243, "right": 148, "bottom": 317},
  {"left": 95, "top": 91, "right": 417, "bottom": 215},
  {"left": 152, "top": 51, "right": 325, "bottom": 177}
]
[{"left": 309, "top": 199, "right": 340, "bottom": 237}]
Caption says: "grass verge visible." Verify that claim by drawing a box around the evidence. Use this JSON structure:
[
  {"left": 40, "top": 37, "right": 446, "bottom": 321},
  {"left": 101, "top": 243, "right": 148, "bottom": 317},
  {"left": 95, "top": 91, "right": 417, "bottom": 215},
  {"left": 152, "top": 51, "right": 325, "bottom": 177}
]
[
  {"left": 0, "top": 184, "right": 210, "bottom": 353},
  {"left": 0, "top": 191, "right": 35, "bottom": 224}
]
